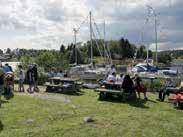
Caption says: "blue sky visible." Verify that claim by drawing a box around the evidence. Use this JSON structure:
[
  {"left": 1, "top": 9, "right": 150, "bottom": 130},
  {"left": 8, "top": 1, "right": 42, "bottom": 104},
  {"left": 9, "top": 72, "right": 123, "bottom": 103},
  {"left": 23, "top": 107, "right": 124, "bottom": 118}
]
[{"left": 0, "top": 0, "right": 182, "bottom": 51}]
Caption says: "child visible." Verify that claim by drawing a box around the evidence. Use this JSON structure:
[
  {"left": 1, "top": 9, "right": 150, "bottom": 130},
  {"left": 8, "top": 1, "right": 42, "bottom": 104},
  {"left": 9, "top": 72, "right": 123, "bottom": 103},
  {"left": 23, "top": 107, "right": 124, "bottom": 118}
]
[{"left": 134, "top": 74, "right": 148, "bottom": 100}]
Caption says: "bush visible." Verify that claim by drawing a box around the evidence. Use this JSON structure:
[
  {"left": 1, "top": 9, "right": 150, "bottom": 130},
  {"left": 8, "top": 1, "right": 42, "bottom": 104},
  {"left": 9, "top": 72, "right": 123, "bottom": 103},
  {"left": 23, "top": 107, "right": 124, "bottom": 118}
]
[{"left": 37, "top": 72, "right": 48, "bottom": 85}]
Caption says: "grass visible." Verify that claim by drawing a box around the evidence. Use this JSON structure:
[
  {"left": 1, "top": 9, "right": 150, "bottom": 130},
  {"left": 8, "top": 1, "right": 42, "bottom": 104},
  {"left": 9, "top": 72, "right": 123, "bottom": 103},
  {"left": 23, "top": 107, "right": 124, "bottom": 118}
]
[{"left": 0, "top": 89, "right": 183, "bottom": 137}]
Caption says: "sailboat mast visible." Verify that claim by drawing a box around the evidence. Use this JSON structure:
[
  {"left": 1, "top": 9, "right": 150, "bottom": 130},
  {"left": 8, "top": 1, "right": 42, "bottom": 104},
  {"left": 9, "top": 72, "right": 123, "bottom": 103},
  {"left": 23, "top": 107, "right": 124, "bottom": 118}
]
[
  {"left": 89, "top": 11, "right": 93, "bottom": 67},
  {"left": 74, "top": 28, "right": 77, "bottom": 65},
  {"left": 103, "top": 20, "right": 106, "bottom": 63}
]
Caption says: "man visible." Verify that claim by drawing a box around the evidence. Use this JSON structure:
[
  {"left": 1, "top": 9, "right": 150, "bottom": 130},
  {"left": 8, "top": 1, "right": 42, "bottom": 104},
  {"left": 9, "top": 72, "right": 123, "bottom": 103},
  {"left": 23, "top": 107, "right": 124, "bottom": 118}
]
[
  {"left": 32, "top": 64, "right": 39, "bottom": 92},
  {"left": 17, "top": 65, "right": 25, "bottom": 92},
  {"left": 26, "top": 65, "right": 34, "bottom": 93},
  {"left": 109, "top": 65, "right": 116, "bottom": 75},
  {"left": 158, "top": 78, "right": 175, "bottom": 101},
  {"left": 5, "top": 63, "right": 13, "bottom": 72}
]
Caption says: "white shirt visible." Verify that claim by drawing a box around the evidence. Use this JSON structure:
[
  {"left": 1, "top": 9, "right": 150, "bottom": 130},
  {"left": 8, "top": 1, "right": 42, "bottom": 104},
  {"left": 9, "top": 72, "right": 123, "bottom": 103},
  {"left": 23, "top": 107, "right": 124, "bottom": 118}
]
[
  {"left": 19, "top": 69, "right": 25, "bottom": 80},
  {"left": 116, "top": 75, "right": 124, "bottom": 84},
  {"left": 107, "top": 74, "right": 116, "bottom": 82}
]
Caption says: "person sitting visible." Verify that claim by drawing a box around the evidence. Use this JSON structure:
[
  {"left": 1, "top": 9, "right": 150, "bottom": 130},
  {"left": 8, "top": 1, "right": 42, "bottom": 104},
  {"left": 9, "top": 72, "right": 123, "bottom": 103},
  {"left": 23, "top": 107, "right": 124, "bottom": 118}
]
[
  {"left": 48, "top": 68, "right": 57, "bottom": 78},
  {"left": 116, "top": 73, "right": 124, "bottom": 84},
  {"left": 103, "top": 72, "right": 117, "bottom": 89},
  {"left": 133, "top": 74, "right": 148, "bottom": 100},
  {"left": 122, "top": 74, "right": 134, "bottom": 93},
  {"left": 56, "top": 70, "right": 64, "bottom": 78},
  {"left": 158, "top": 78, "right": 176, "bottom": 101},
  {"left": 106, "top": 72, "right": 116, "bottom": 83}
]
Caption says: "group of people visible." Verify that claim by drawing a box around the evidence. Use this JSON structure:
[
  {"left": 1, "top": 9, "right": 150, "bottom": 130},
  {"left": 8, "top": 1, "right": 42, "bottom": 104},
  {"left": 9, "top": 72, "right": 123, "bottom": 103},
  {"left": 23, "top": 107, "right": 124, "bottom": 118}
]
[
  {"left": 48, "top": 68, "right": 64, "bottom": 78},
  {"left": 17, "top": 64, "right": 39, "bottom": 93},
  {"left": 158, "top": 78, "right": 183, "bottom": 102},
  {"left": 105, "top": 65, "right": 148, "bottom": 100},
  {"left": 105, "top": 65, "right": 183, "bottom": 102}
]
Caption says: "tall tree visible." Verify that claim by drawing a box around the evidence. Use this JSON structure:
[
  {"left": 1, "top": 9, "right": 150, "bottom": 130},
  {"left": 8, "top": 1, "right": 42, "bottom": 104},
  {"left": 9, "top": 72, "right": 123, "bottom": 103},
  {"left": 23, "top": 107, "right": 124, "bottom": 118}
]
[
  {"left": 6, "top": 48, "right": 11, "bottom": 54},
  {"left": 0, "top": 49, "right": 3, "bottom": 55},
  {"left": 60, "top": 44, "right": 65, "bottom": 53}
]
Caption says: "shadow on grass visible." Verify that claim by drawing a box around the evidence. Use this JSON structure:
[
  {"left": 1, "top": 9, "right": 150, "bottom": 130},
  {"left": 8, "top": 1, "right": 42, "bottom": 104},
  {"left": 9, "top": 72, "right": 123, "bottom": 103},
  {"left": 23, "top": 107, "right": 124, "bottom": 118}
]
[
  {"left": 0, "top": 100, "right": 9, "bottom": 104},
  {"left": 147, "top": 99, "right": 157, "bottom": 103},
  {"left": 46, "top": 90, "right": 85, "bottom": 96},
  {"left": 99, "top": 97, "right": 149, "bottom": 109},
  {"left": 63, "top": 90, "right": 85, "bottom": 96},
  {"left": 0, "top": 120, "right": 3, "bottom": 132},
  {"left": 128, "top": 98, "right": 149, "bottom": 109}
]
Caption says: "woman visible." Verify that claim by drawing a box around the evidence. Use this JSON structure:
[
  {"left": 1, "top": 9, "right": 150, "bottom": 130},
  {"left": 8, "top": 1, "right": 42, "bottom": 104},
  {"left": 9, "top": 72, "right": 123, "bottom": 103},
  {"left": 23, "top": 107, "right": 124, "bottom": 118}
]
[{"left": 122, "top": 75, "right": 134, "bottom": 93}]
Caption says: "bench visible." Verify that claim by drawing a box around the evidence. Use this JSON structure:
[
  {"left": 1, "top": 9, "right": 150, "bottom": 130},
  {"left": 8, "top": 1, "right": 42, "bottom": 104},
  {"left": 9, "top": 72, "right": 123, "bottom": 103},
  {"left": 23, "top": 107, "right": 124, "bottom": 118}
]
[{"left": 95, "top": 88, "right": 136, "bottom": 101}]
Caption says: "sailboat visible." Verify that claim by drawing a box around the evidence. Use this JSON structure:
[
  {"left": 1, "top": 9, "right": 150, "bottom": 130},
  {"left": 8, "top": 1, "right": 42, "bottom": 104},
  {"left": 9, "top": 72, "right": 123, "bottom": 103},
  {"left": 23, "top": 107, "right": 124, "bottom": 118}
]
[{"left": 69, "top": 12, "right": 111, "bottom": 82}]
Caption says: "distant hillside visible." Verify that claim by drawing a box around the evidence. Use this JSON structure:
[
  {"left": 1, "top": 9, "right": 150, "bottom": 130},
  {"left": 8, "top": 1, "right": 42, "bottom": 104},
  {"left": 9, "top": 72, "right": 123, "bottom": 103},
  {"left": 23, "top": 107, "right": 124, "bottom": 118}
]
[{"left": 160, "top": 50, "right": 183, "bottom": 59}]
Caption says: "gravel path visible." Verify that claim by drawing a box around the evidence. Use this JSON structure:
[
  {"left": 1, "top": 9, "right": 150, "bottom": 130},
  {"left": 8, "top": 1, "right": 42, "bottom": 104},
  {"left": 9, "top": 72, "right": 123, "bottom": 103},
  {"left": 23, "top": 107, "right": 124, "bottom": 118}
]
[{"left": 16, "top": 92, "right": 71, "bottom": 103}]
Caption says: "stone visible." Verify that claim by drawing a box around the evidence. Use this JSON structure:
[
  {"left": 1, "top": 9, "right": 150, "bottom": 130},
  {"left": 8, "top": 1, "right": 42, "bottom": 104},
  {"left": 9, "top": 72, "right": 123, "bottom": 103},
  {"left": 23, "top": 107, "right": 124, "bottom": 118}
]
[
  {"left": 26, "top": 119, "right": 34, "bottom": 124},
  {"left": 83, "top": 116, "right": 94, "bottom": 123}
]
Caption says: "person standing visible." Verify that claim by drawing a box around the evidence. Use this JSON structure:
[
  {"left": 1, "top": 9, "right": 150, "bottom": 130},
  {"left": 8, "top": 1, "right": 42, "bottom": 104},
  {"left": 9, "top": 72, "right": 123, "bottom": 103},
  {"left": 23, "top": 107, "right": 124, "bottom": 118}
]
[
  {"left": 32, "top": 64, "right": 39, "bottom": 92},
  {"left": 133, "top": 74, "right": 148, "bottom": 100},
  {"left": 0, "top": 63, "right": 5, "bottom": 107},
  {"left": 5, "top": 63, "right": 13, "bottom": 72},
  {"left": 18, "top": 65, "right": 25, "bottom": 92},
  {"left": 26, "top": 65, "right": 34, "bottom": 93}
]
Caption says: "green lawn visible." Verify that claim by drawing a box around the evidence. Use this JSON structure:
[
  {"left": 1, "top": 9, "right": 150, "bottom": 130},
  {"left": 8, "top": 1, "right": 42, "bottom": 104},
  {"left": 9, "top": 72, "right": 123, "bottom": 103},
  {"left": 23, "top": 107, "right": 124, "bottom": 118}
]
[{"left": 0, "top": 89, "right": 183, "bottom": 137}]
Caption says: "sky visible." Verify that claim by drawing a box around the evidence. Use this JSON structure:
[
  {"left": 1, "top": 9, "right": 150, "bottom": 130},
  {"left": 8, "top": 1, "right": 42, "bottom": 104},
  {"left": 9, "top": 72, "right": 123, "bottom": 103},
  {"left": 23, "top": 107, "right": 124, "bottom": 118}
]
[{"left": 0, "top": 0, "right": 182, "bottom": 51}]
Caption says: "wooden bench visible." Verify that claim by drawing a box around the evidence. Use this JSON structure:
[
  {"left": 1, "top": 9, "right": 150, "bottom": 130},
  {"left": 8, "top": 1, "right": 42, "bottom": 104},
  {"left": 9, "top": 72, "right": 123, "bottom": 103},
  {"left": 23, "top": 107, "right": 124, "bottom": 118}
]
[{"left": 95, "top": 88, "right": 136, "bottom": 101}]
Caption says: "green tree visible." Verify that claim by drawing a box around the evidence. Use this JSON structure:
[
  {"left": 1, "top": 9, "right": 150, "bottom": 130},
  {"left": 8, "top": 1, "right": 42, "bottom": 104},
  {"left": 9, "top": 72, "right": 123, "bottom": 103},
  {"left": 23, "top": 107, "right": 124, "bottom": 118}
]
[{"left": 60, "top": 44, "right": 65, "bottom": 53}]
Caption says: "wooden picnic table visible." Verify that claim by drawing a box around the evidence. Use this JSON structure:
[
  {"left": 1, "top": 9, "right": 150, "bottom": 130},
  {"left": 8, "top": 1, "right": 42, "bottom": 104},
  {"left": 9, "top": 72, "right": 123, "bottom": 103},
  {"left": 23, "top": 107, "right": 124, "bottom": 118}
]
[
  {"left": 45, "top": 77, "right": 82, "bottom": 93},
  {"left": 95, "top": 80, "right": 137, "bottom": 101},
  {"left": 102, "top": 81, "right": 122, "bottom": 90}
]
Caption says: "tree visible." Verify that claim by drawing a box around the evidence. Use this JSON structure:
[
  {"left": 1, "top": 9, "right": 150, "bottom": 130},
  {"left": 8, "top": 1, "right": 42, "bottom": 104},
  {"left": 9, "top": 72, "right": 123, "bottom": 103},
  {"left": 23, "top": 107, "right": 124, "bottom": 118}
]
[
  {"left": 157, "top": 53, "right": 172, "bottom": 64},
  {"left": 119, "top": 38, "right": 135, "bottom": 59},
  {"left": 0, "top": 49, "right": 3, "bottom": 55},
  {"left": 60, "top": 44, "right": 65, "bottom": 53},
  {"left": 6, "top": 48, "right": 11, "bottom": 54},
  {"left": 69, "top": 45, "right": 85, "bottom": 64}
]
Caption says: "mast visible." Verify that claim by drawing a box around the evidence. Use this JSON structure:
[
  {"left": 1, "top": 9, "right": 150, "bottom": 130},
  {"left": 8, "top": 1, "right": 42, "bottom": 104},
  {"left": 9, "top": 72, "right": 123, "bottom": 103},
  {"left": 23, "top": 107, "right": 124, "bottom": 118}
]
[
  {"left": 155, "top": 14, "right": 158, "bottom": 64},
  {"left": 103, "top": 20, "right": 106, "bottom": 64},
  {"left": 73, "top": 28, "right": 77, "bottom": 65},
  {"left": 89, "top": 11, "right": 93, "bottom": 67}
]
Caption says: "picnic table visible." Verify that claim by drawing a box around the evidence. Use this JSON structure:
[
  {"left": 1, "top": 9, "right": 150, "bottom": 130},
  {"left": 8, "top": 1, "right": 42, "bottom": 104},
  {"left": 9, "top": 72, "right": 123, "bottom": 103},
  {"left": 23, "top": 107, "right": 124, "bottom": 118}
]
[
  {"left": 95, "top": 81, "right": 136, "bottom": 101},
  {"left": 45, "top": 77, "right": 82, "bottom": 93}
]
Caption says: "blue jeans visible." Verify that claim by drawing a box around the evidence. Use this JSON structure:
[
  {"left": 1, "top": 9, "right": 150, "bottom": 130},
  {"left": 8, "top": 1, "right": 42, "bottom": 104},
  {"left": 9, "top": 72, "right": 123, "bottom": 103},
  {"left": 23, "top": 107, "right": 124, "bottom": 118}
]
[{"left": 159, "top": 87, "right": 178, "bottom": 101}]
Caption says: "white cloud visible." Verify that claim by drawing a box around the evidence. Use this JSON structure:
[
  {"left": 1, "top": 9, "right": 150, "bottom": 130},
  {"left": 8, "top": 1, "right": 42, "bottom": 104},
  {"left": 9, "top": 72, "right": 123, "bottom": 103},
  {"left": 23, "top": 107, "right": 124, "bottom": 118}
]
[{"left": 0, "top": 0, "right": 182, "bottom": 50}]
